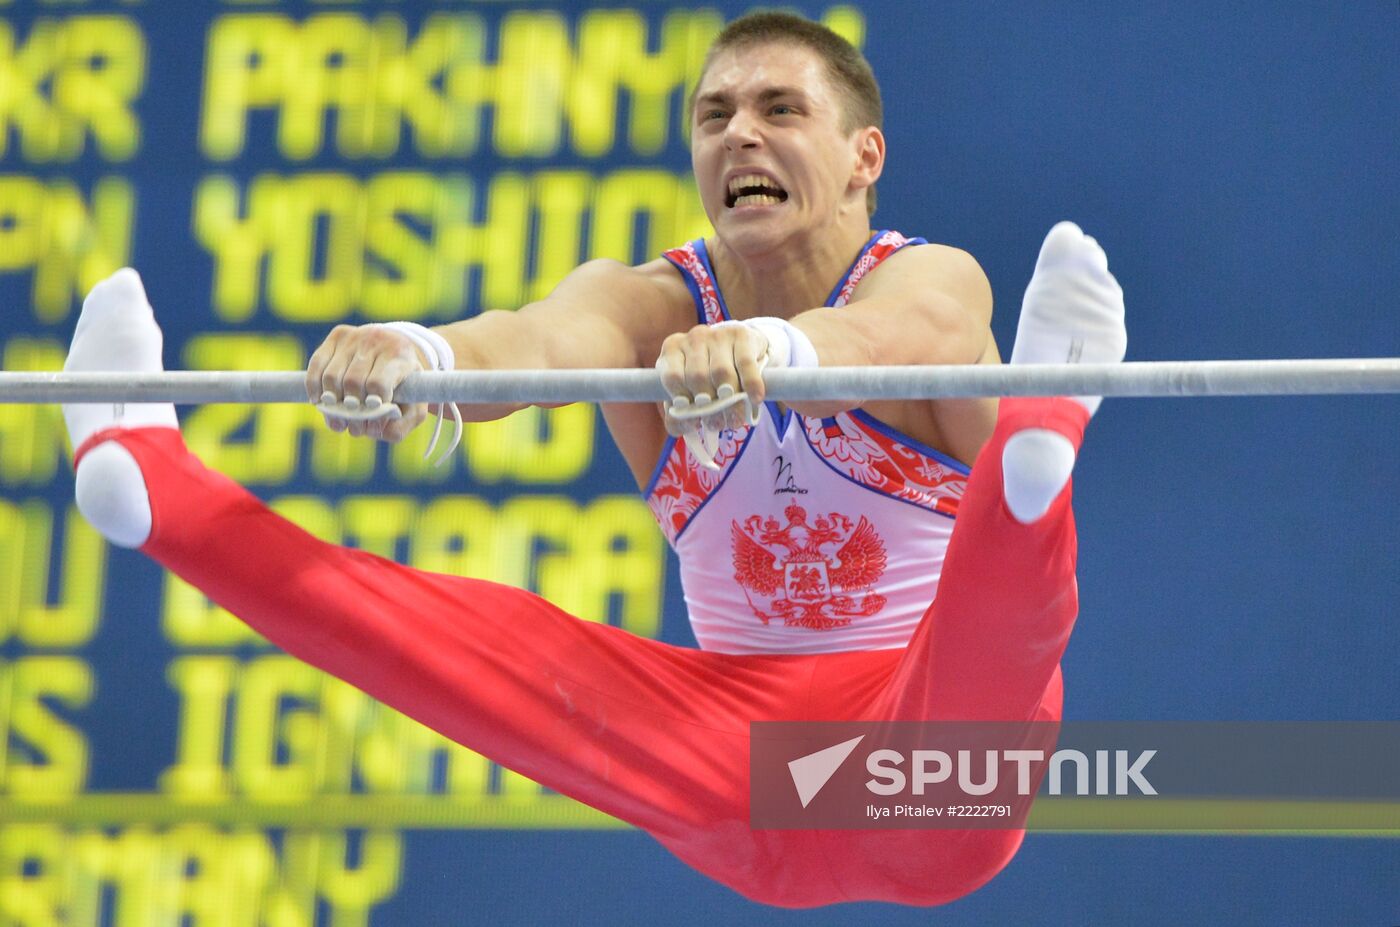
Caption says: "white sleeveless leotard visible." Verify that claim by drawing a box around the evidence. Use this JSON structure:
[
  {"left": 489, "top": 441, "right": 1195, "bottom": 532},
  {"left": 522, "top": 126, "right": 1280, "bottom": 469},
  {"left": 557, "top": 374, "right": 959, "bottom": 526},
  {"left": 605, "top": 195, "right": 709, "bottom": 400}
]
[{"left": 646, "top": 231, "right": 970, "bottom": 655}]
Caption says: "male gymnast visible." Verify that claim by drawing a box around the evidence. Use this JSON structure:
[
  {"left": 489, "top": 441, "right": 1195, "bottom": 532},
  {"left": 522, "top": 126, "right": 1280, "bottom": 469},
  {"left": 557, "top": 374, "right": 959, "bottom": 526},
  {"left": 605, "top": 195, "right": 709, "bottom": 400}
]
[{"left": 62, "top": 12, "right": 1126, "bottom": 908}]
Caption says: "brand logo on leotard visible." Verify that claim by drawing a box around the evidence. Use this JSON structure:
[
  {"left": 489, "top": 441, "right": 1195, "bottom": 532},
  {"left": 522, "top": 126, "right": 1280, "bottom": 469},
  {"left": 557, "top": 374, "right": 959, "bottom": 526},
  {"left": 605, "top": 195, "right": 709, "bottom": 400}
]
[
  {"left": 731, "top": 503, "right": 888, "bottom": 630},
  {"left": 773, "top": 455, "right": 808, "bottom": 495}
]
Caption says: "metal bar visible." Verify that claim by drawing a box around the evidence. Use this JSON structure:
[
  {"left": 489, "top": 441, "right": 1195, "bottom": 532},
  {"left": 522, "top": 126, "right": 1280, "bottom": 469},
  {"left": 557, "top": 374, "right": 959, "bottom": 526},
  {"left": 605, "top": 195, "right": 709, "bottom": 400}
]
[{"left": 2, "top": 359, "right": 1399, "bottom": 404}]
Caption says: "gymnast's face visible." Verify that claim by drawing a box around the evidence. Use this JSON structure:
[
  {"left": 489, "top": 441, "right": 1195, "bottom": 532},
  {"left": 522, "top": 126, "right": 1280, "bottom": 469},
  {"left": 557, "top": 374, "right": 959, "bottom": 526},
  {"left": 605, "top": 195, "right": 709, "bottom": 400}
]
[{"left": 691, "top": 42, "right": 882, "bottom": 254}]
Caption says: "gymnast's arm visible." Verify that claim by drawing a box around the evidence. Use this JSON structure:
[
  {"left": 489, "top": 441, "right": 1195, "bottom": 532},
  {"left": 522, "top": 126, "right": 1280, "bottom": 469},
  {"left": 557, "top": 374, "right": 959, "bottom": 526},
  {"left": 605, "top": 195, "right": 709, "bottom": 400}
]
[
  {"left": 783, "top": 243, "right": 996, "bottom": 418},
  {"left": 306, "top": 258, "right": 686, "bottom": 438}
]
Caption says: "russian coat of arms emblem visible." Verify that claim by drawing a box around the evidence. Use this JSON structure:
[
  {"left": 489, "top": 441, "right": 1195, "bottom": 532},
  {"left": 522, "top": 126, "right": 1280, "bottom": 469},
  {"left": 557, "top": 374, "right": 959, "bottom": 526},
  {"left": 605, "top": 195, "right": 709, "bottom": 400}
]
[{"left": 730, "top": 503, "right": 888, "bottom": 630}]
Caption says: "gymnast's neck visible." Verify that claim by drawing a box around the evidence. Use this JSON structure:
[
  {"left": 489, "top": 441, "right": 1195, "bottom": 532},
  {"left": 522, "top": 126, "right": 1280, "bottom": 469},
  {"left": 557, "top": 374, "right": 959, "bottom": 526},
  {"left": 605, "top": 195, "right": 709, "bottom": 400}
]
[{"left": 703, "top": 221, "right": 876, "bottom": 319}]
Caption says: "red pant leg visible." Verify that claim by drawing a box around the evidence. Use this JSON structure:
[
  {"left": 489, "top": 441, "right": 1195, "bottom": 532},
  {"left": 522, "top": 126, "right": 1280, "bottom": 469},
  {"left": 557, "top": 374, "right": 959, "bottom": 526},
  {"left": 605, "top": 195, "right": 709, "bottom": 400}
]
[
  {"left": 809, "top": 398, "right": 1090, "bottom": 906},
  {"left": 881, "top": 396, "right": 1090, "bottom": 723},
  {"left": 78, "top": 427, "right": 829, "bottom": 900}
]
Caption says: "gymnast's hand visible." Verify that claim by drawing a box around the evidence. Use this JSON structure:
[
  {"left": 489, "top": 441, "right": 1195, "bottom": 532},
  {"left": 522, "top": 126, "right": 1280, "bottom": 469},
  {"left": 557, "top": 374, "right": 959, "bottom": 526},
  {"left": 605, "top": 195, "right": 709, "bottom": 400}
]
[
  {"left": 655, "top": 317, "right": 819, "bottom": 468},
  {"left": 656, "top": 321, "right": 771, "bottom": 435},
  {"left": 305, "top": 323, "right": 431, "bottom": 441}
]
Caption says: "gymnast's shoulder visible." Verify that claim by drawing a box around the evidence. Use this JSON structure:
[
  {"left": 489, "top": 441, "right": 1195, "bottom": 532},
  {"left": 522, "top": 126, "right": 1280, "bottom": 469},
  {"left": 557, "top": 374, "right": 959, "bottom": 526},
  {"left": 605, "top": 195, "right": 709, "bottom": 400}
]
[{"left": 847, "top": 240, "right": 993, "bottom": 324}]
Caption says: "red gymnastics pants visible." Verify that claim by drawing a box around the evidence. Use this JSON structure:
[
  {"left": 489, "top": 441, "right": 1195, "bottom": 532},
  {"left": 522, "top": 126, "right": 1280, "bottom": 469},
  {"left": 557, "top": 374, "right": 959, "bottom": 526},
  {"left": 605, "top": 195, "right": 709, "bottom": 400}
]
[{"left": 77, "top": 396, "right": 1088, "bottom": 908}]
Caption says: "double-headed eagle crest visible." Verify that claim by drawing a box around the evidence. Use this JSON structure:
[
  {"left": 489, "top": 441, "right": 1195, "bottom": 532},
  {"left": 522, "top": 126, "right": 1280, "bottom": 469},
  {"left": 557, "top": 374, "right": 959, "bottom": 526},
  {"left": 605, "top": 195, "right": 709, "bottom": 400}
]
[{"left": 731, "top": 503, "right": 888, "bottom": 630}]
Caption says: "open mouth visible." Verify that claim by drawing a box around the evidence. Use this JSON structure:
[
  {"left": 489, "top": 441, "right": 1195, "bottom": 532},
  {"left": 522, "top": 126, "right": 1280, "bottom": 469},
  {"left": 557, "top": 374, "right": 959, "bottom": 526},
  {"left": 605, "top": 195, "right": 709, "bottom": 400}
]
[{"left": 725, "top": 174, "right": 789, "bottom": 208}]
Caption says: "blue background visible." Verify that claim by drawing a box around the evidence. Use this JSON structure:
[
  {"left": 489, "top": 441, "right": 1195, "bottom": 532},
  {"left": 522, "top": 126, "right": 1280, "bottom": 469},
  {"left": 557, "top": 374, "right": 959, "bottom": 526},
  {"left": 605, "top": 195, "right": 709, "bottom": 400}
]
[{"left": 2, "top": 1, "right": 1398, "bottom": 923}]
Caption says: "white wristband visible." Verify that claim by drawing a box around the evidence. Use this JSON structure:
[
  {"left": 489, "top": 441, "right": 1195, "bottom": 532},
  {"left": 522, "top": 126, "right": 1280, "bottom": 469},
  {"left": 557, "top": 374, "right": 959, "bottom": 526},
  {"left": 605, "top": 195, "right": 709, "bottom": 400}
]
[
  {"left": 377, "top": 321, "right": 463, "bottom": 468},
  {"left": 715, "top": 316, "right": 819, "bottom": 369},
  {"left": 380, "top": 321, "right": 455, "bottom": 372}
]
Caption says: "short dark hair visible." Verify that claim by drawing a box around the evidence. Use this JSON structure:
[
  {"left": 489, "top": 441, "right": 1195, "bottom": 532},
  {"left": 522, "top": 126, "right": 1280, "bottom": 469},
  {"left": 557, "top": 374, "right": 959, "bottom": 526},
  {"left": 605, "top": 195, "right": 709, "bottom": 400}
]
[{"left": 698, "top": 12, "right": 883, "bottom": 216}]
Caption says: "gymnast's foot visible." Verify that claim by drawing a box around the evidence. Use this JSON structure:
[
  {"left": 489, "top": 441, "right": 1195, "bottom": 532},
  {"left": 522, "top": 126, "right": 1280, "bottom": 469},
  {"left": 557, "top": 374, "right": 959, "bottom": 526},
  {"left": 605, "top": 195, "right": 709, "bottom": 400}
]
[
  {"left": 63, "top": 268, "right": 177, "bottom": 548},
  {"left": 1001, "top": 222, "right": 1126, "bottom": 524}
]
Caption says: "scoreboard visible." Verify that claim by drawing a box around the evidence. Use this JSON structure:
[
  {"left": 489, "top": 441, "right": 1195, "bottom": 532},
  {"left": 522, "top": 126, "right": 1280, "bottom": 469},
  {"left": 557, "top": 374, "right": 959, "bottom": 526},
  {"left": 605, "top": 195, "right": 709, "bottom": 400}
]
[{"left": 0, "top": 2, "right": 862, "bottom": 922}]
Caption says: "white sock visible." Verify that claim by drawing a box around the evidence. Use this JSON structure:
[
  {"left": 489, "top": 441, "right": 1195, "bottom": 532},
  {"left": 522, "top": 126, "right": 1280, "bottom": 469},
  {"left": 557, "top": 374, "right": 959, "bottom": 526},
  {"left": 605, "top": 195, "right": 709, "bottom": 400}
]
[
  {"left": 74, "top": 442, "right": 156, "bottom": 548},
  {"left": 1002, "top": 222, "right": 1126, "bottom": 524},
  {"left": 1010, "top": 221, "right": 1127, "bottom": 417},
  {"left": 63, "top": 268, "right": 176, "bottom": 548},
  {"left": 1002, "top": 429, "right": 1078, "bottom": 524}
]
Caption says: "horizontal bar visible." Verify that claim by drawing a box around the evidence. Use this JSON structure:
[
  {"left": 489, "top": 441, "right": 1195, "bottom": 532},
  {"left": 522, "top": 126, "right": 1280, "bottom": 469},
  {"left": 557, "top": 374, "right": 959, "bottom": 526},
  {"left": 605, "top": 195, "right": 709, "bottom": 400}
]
[{"left": 1, "top": 359, "right": 1399, "bottom": 404}]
